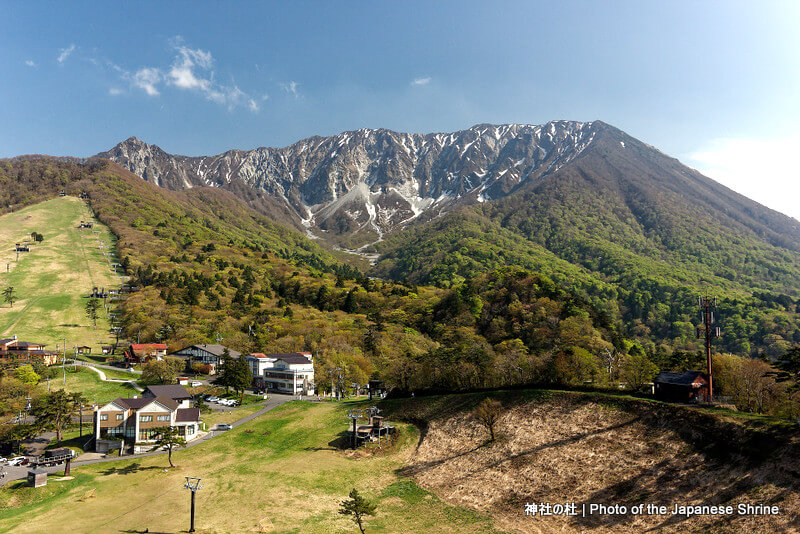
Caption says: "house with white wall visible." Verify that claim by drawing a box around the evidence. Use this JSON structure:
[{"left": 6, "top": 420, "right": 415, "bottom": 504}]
[{"left": 93, "top": 394, "right": 201, "bottom": 453}]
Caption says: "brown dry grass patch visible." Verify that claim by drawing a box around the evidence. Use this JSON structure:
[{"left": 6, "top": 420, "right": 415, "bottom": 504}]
[{"left": 402, "top": 394, "right": 800, "bottom": 534}]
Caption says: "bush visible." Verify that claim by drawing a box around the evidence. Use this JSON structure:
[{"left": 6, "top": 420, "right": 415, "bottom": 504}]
[{"left": 191, "top": 362, "right": 212, "bottom": 375}]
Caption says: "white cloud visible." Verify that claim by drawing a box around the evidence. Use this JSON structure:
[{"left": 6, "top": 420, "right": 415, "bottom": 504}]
[
  {"left": 25, "top": 60, "right": 36, "bottom": 67},
  {"left": 155, "top": 44, "right": 258, "bottom": 112},
  {"left": 411, "top": 76, "right": 432, "bottom": 86},
  {"left": 133, "top": 67, "right": 161, "bottom": 96},
  {"left": 57, "top": 44, "right": 76, "bottom": 63},
  {"left": 281, "top": 81, "right": 300, "bottom": 99},
  {"left": 687, "top": 136, "right": 800, "bottom": 221},
  {"left": 168, "top": 45, "right": 213, "bottom": 90},
  {"left": 86, "top": 38, "right": 259, "bottom": 112}
]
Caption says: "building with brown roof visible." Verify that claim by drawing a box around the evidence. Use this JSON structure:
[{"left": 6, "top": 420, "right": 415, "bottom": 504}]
[
  {"left": 143, "top": 384, "right": 193, "bottom": 408},
  {"left": 93, "top": 393, "right": 201, "bottom": 453},
  {"left": 124, "top": 343, "right": 168, "bottom": 363},
  {"left": 654, "top": 371, "right": 709, "bottom": 403},
  {"left": 170, "top": 344, "right": 242, "bottom": 374}
]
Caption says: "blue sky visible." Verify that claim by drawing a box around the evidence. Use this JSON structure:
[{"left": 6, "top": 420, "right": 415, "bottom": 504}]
[{"left": 2, "top": 1, "right": 800, "bottom": 218}]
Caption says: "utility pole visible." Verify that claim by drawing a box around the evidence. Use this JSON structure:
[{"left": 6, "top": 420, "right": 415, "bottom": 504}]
[{"left": 697, "top": 296, "right": 721, "bottom": 404}]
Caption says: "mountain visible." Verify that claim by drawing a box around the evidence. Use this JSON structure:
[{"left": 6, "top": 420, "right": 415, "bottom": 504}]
[
  {"left": 98, "top": 122, "right": 800, "bottom": 358},
  {"left": 0, "top": 157, "right": 632, "bottom": 396},
  {"left": 3, "top": 154, "right": 800, "bottom": 410},
  {"left": 99, "top": 121, "right": 607, "bottom": 249}
]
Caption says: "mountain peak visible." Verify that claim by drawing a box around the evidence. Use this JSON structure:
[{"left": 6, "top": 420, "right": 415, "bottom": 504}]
[{"left": 98, "top": 121, "right": 620, "bottom": 253}]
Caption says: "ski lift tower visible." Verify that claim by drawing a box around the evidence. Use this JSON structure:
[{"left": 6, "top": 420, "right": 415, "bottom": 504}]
[
  {"left": 183, "top": 477, "right": 203, "bottom": 532},
  {"left": 347, "top": 409, "right": 362, "bottom": 449}
]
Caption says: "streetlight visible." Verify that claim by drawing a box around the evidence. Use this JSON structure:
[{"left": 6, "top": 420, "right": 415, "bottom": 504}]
[{"left": 183, "top": 477, "right": 203, "bottom": 532}]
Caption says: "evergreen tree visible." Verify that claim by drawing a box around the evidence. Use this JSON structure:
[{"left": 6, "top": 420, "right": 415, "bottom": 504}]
[
  {"left": 338, "top": 488, "right": 377, "bottom": 534},
  {"left": 85, "top": 297, "right": 101, "bottom": 327},
  {"left": 2, "top": 286, "right": 16, "bottom": 308},
  {"left": 230, "top": 355, "right": 253, "bottom": 402},
  {"left": 214, "top": 348, "right": 235, "bottom": 393},
  {"left": 772, "top": 346, "right": 800, "bottom": 389},
  {"left": 149, "top": 426, "right": 187, "bottom": 468}
]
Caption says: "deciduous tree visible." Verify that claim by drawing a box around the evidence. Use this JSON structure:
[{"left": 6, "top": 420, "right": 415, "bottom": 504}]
[
  {"left": 30, "top": 390, "right": 86, "bottom": 445},
  {"left": 475, "top": 398, "right": 503, "bottom": 442},
  {"left": 13, "top": 365, "right": 40, "bottom": 387},
  {"left": 141, "top": 357, "right": 184, "bottom": 385}
]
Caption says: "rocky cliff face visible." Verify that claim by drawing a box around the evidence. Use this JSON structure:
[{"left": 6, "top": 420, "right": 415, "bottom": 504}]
[{"left": 99, "top": 121, "right": 608, "bottom": 248}]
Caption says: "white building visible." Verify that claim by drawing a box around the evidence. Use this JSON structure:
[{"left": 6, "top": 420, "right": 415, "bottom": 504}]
[{"left": 249, "top": 352, "right": 315, "bottom": 395}]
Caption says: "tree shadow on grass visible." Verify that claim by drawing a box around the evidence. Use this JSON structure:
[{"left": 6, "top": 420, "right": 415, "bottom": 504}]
[
  {"left": 571, "top": 453, "right": 800, "bottom": 532},
  {"left": 396, "top": 443, "right": 487, "bottom": 477},
  {"left": 119, "top": 529, "right": 173, "bottom": 533},
  {"left": 100, "top": 462, "right": 162, "bottom": 476}
]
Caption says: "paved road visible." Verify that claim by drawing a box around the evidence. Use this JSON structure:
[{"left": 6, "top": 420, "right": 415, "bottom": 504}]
[
  {"left": 82, "top": 364, "right": 144, "bottom": 392},
  {"left": 0, "top": 394, "right": 296, "bottom": 487},
  {"left": 73, "top": 360, "right": 142, "bottom": 375}
]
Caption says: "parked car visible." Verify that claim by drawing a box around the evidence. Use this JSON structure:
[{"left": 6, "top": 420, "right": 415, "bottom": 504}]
[
  {"left": 190, "top": 381, "right": 202, "bottom": 387},
  {"left": 216, "top": 423, "right": 232, "bottom": 431},
  {"left": 7, "top": 456, "right": 27, "bottom": 466}
]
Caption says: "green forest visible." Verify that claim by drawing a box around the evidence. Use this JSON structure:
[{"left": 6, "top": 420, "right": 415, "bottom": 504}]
[{"left": 1, "top": 156, "right": 799, "bottom": 419}]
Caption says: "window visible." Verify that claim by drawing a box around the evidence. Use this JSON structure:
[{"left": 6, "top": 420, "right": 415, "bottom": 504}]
[
  {"left": 138, "top": 428, "right": 162, "bottom": 441},
  {"left": 100, "top": 414, "right": 108, "bottom": 421},
  {"left": 187, "top": 425, "right": 195, "bottom": 436},
  {"left": 116, "top": 414, "right": 124, "bottom": 421},
  {"left": 157, "top": 415, "right": 169, "bottom": 422},
  {"left": 140, "top": 415, "right": 153, "bottom": 422}
]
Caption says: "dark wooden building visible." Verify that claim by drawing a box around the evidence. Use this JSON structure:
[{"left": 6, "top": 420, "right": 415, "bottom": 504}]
[{"left": 654, "top": 371, "right": 709, "bottom": 403}]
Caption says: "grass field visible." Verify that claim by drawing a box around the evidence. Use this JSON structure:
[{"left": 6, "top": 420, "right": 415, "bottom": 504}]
[
  {"left": 92, "top": 366, "right": 141, "bottom": 381},
  {"left": 0, "top": 196, "right": 121, "bottom": 349},
  {"left": 201, "top": 404, "right": 264, "bottom": 429},
  {"left": 0, "top": 400, "right": 501, "bottom": 533},
  {"left": 39, "top": 368, "right": 138, "bottom": 405}
]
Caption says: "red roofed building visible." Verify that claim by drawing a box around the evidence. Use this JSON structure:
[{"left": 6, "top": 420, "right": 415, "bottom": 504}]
[{"left": 124, "top": 343, "right": 168, "bottom": 363}]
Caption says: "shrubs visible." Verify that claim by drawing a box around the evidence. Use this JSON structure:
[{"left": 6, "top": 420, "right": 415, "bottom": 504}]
[{"left": 191, "top": 362, "right": 212, "bottom": 375}]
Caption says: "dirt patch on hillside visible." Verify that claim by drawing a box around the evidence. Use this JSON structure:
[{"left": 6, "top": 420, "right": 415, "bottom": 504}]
[{"left": 392, "top": 393, "right": 800, "bottom": 533}]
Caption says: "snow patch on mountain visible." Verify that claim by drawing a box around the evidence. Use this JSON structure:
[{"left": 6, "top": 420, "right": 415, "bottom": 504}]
[{"left": 100, "top": 120, "right": 606, "bottom": 255}]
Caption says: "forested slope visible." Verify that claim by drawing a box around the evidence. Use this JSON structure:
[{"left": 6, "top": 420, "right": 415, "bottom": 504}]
[{"left": 371, "top": 125, "right": 800, "bottom": 359}]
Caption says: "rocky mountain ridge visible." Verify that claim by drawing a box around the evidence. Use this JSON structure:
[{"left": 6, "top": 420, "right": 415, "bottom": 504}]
[{"left": 99, "top": 120, "right": 618, "bottom": 250}]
